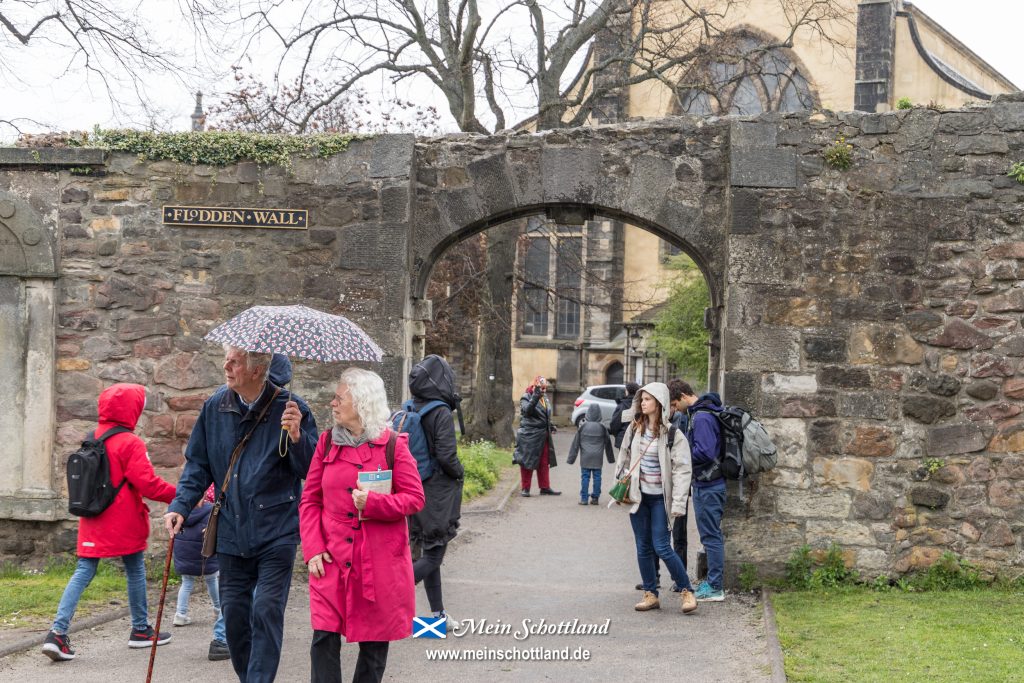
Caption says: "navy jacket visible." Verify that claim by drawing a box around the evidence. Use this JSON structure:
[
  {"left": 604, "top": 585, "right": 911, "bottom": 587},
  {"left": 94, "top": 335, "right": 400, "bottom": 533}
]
[
  {"left": 687, "top": 393, "right": 723, "bottom": 487},
  {"left": 173, "top": 503, "right": 218, "bottom": 576},
  {"left": 169, "top": 381, "right": 318, "bottom": 558}
]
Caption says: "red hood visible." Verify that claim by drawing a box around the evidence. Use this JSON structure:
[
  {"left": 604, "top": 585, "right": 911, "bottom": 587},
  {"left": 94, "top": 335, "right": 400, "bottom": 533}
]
[{"left": 97, "top": 383, "right": 146, "bottom": 431}]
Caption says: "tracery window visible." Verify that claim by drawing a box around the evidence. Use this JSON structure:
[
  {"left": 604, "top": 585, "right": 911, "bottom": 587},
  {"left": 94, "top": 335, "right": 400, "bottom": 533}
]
[{"left": 675, "top": 34, "right": 816, "bottom": 115}]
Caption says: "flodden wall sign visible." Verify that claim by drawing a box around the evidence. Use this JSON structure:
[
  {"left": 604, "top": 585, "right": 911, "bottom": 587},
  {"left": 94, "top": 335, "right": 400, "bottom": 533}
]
[{"left": 162, "top": 205, "right": 308, "bottom": 229}]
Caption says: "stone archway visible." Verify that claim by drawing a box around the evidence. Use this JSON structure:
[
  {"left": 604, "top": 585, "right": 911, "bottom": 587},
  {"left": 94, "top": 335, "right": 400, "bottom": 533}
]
[{"left": 406, "top": 118, "right": 733, "bottom": 394}]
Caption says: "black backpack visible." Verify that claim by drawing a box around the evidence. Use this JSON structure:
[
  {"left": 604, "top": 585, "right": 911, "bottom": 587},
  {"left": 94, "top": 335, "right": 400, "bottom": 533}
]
[{"left": 66, "top": 426, "right": 132, "bottom": 517}]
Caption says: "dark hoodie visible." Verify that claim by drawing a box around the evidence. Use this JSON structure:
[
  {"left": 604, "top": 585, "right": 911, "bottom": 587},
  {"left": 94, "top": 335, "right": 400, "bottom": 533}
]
[
  {"left": 687, "top": 392, "right": 724, "bottom": 487},
  {"left": 408, "top": 355, "right": 463, "bottom": 549},
  {"left": 268, "top": 353, "right": 291, "bottom": 388},
  {"left": 408, "top": 355, "right": 463, "bottom": 479}
]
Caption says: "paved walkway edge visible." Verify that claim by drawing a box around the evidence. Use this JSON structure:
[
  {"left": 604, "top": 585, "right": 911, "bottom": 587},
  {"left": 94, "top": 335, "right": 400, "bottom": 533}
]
[
  {"left": 461, "top": 473, "right": 520, "bottom": 515},
  {"left": 0, "top": 606, "right": 131, "bottom": 659},
  {"left": 761, "top": 588, "right": 787, "bottom": 683}
]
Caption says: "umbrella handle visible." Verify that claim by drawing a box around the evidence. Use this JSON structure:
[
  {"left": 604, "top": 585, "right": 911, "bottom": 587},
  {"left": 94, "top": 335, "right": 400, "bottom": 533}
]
[{"left": 279, "top": 427, "right": 289, "bottom": 458}]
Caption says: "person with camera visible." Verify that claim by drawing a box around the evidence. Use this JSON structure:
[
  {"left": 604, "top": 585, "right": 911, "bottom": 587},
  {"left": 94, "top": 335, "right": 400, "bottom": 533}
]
[{"left": 512, "top": 376, "right": 560, "bottom": 497}]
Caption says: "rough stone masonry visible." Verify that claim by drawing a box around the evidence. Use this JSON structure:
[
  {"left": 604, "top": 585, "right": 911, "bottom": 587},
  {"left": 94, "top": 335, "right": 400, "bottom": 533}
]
[{"left": 1, "top": 94, "right": 1022, "bottom": 583}]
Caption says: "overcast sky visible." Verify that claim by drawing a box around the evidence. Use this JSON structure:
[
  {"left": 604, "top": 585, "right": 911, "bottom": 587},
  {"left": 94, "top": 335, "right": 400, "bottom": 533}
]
[{"left": 2, "top": 0, "right": 1021, "bottom": 137}]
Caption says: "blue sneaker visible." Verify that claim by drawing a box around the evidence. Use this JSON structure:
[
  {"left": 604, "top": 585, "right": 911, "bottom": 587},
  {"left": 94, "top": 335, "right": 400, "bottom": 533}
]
[{"left": 694, "top": 582, "right": 725, "bottom": 602}]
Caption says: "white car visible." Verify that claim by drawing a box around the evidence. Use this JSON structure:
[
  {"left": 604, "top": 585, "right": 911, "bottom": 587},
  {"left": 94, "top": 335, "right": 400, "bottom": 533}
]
[{"left": 570, "top": 384, "right": 627, "bottom": 428}]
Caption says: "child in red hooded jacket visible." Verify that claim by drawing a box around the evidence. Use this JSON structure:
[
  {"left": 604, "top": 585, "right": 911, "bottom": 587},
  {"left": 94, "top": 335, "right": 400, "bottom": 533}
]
[{"left": 43, "top": 383, "right": 177, "bottom": 662}]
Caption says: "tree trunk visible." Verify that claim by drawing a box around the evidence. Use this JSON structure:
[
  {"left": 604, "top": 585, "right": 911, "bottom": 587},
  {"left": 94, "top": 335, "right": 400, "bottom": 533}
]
[{"left": 465, "top": 222, "right": 518, "bottom": 447}]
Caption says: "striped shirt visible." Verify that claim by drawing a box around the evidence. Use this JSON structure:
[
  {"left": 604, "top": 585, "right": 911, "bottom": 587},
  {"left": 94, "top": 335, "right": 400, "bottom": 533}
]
[{"left": 637, "top": 428, "right": 663, "bottom": 495}]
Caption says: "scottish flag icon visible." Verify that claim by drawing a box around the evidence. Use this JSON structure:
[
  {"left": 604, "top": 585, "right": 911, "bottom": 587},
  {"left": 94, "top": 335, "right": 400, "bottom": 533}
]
[{"left": 412, "top": 615, "right": 447, "bottom": 639}]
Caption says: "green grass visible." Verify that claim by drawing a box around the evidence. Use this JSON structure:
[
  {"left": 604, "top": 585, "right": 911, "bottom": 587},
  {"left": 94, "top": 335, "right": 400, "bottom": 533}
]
[
  {"left": 459, "top": 439, "right": 512, "bottom": 501},
  {"left": 0, "top": 557, "right": 129, "bottom": 629},
  {"left": 772, "top": 588, "right": 1024, "bottom": 682}
]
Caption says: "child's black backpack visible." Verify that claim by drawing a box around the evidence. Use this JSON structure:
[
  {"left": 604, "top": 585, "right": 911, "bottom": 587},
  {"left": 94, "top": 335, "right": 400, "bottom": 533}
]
[{"left": 66, "top": 426, "right": 131, "bottom": 517}]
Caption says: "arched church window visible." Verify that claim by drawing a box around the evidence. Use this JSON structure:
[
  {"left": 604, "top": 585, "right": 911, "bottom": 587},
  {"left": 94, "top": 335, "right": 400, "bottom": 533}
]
[
  {"left": 673, "top": 34, "right": 816, "bottom": 116},
  {"left": 729, "top": 77, "right": 765, "bottom": 115}
]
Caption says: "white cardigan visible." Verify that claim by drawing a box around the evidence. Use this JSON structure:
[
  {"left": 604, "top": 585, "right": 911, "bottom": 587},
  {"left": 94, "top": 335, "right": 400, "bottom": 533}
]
[{"left": 613, "top": 421, "right": 692, "bottom": 530}]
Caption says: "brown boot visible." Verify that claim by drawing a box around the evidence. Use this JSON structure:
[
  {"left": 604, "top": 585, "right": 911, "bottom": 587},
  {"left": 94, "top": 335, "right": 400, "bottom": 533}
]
[
  {"left": 634, "top": 591, "right": 660, "bottom": 611},
  {"left": 680, "top": 589, "right": 698, "bottom": 614}
]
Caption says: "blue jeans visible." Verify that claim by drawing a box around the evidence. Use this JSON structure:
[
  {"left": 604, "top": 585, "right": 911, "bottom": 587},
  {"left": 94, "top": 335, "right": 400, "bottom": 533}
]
[
  {"left": 580, "top": 468, "right": 602, "bottom": 501},
  {"left": 629, "top": 494, "right": 692, "bottom": 596},
  {"left": 694, "top": 481, "right": 726, "bottom": 590},
  {"left": 52, "top": 552, "right": 148, "bottom": 634},
  {"left": 219, "top": 544, "right": 296, "bottom": 683},
  {"left": 176, "top": 572, "right": 226, "bottom": 643}
]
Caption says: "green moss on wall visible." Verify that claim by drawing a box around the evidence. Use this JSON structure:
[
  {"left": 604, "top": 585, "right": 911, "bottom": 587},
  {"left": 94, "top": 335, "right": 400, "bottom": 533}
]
[{"left": 71, "top": 128, "right": 366, "bottom": 167}]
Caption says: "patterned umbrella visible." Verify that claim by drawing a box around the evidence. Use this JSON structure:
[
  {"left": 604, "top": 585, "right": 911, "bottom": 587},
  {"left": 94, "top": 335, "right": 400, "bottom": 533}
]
[{"left": 204, "top": 305, "right": 383, "bottom": 362}]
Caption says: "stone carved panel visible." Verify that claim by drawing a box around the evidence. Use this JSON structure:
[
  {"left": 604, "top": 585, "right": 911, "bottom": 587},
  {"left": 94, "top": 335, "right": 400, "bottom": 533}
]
[{"left": 0, "top": 194, "right": 58, "bottom": 278}]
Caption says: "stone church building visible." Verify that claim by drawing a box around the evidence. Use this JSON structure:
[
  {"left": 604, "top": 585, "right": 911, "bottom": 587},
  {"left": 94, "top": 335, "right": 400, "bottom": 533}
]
[{"left": 505, "top": 0, "right": 1017, "bottom": 415}]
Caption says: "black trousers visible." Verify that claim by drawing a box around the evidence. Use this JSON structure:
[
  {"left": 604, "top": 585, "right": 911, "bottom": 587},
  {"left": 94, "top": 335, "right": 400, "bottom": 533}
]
[
  {"left": 310, "top": 631, "right": 389, "bottom": 683},
  {"left": 413, "top": 542, "right": 448, "bottom": 613}
]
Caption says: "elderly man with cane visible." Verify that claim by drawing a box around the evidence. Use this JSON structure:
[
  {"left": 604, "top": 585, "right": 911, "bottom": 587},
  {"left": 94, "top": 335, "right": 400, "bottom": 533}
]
[{"left": 164, "top": 347, "right": 317, "bottom": 682}]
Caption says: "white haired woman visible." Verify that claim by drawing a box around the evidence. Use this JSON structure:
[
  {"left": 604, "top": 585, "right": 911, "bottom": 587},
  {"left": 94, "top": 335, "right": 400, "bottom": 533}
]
[{"left": 299, "top": 368, "right": 425, "bottom": 683}]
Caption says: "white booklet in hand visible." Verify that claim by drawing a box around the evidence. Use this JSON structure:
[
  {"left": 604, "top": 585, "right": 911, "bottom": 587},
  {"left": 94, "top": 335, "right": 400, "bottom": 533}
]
[{"left": 357, "top": 469, "right": 393, "bottom": 495}]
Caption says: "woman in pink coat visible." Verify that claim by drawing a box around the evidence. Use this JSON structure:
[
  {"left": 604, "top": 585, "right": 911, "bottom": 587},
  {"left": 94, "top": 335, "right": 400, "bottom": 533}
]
[{"left": 300, "top": 368, "right": 425, "bottom": 683}]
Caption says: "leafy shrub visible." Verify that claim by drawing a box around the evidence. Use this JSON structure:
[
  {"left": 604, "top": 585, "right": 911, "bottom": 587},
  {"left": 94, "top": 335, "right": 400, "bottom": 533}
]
[
  {"left": 896, "top": 97, "right": 913, "bottom": 110},
  {"left": 650, "top": 254, "right": 710, "bottom": 385},
  {"left": 786, "top": 545, "right": 814, "bottom": 589},
  {"left": 906, "top": 552, "right": 985, "bottom": 591},
  {"left": 785, "top": 543, "right": 858, "bottom": 589},
  {"left": 70, "top": 127, "right": 363, "bottom": 168},
  {"left": 1009, "top": 161, "right": 1024, "bottom": 185},
  {"left": 458, "top": 439, "right": 509, "bottom": 501},
  {"left": 809, "top": 544, "right": 859, "bottom": 588},
  {"left": 823, "top": 136, "right": 854, "bottom": 171},
  {"left": 738, "top": 563, "right": 760, "bottom": 592},
  {"left": 869, "top": 575, "right": 893, "bottom": 591}
]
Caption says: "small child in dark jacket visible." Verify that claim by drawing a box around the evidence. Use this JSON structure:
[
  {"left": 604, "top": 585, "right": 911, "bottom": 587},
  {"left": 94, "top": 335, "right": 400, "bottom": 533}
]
[
  {"left": 173, "top": 486, "right": 229, "bottom": 661},
  {"left": 567, "top": 404, "right": 615, "bottom": 505}
]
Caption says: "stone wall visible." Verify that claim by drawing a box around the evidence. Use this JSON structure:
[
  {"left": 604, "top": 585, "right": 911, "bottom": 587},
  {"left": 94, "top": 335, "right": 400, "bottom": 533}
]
[
  {"left": 0, "top": 96, "right": 1022, "bottom": 580},
  {"left": 724, "top": 96, "right": 1024, "bottom": 579}
]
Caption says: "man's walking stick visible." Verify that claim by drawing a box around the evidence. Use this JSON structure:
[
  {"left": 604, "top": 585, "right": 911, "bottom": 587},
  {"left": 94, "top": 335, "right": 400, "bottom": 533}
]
[{"left": 146, "top": 535, "right": 174, "bottom": 683}]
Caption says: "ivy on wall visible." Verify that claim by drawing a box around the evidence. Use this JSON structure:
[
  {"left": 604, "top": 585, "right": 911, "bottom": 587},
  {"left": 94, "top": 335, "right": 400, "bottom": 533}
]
[{"left": 68, "top": 128, "right": 366, "bottom": 167}]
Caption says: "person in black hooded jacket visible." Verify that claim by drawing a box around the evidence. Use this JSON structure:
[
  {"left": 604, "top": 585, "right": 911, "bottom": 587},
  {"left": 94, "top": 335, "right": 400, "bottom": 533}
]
[
  {"left": 610, "top": 382, "right": 641, "bottom": 450},
  {"left": 407, "top": 355, "right": 465, "bottom": 622}
]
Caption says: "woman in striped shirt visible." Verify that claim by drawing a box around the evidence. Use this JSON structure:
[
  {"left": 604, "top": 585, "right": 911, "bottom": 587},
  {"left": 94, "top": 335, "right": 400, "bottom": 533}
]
[{"left": 613, "top": 382, "right": 698, "bottom": 614}]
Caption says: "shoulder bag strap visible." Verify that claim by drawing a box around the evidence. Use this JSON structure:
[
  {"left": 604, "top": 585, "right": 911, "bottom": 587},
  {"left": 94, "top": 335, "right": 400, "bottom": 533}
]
[
  {"left": 214, "top": 387, "right": 281, "bottom": 506},
  {"left": 97, "top": 425, "right": 134, "bottom": 492},
  {"left": 621, "top": 425, "right": 645, "bottom": 479},
  {"left": 385, "top": 430, "right": 397, "bottom": 471}
]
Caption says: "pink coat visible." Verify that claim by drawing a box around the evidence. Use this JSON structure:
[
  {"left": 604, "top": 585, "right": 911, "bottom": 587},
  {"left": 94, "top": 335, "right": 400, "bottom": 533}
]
[{"left": 299, "top": 429, "right": 425, "bottom": 641}]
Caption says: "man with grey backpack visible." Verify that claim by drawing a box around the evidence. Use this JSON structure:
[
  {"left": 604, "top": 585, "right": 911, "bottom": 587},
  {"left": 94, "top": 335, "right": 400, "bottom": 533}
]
[{"left": 681, "top": 386, "right": 727, "bottom": 602}]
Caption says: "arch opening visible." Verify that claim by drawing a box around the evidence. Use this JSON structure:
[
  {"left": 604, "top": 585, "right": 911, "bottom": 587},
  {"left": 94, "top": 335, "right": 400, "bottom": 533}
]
[{"left": 417, "top": 204, "right": 721, "bottom": 423}]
